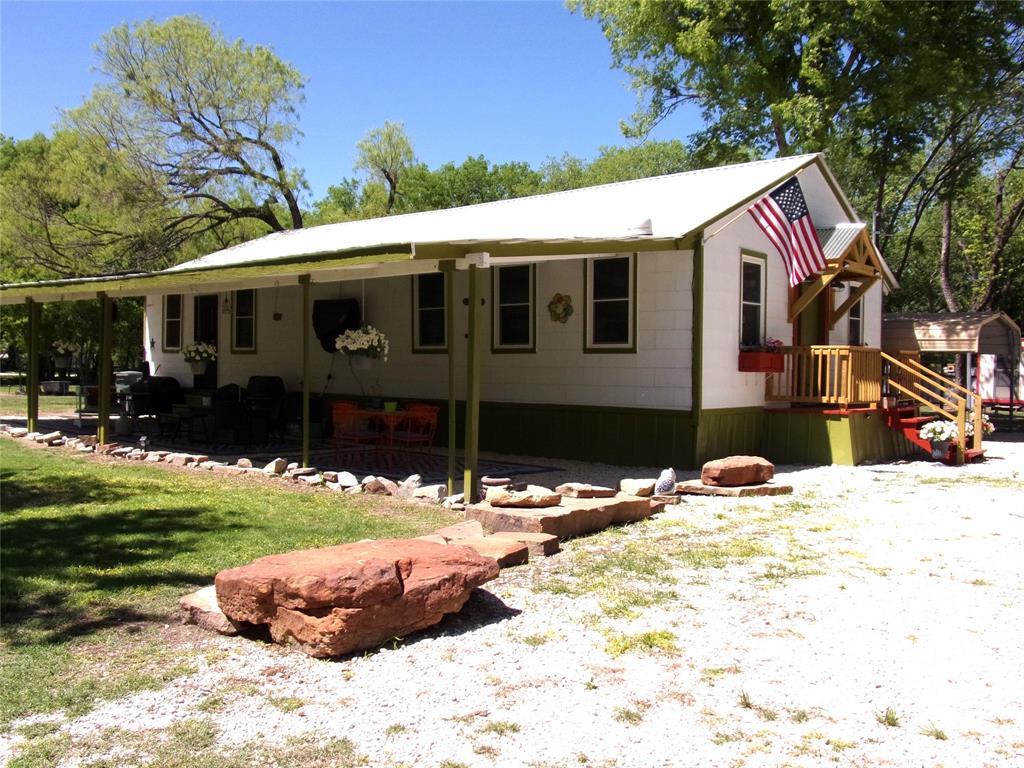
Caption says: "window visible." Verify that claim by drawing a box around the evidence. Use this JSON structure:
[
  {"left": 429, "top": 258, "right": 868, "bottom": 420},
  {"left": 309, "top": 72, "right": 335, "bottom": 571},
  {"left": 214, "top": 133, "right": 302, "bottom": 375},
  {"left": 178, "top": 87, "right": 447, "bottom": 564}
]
[
  {"left": 413, "top": 273, "right": 447, "bottom": 351},
  {"left": 492, "top": 265, "right": 534, "bottom": 351},
  {"left": 232, "top": 289, "right": 256, "bottom": 352},
  {"left": 848, "top": 296, "right": 863, "bottom": 345},
  {"left": 162, "top": 294, "right": 182, "bottom": 351},
  {"left": 585, "top": 254, "right": 635, "bottom": 351},
  {"left": 739, "top": 253, "right": 766, "bottom": 348}
]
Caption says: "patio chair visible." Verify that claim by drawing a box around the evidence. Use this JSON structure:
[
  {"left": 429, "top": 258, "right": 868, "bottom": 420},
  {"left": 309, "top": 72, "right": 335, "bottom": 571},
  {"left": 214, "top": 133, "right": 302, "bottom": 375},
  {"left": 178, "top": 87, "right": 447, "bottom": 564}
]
[
  {"left": 245, "top": 375, "right": 287, "bottom": 443},
  {"left": 405, "top": 402, "right": 440, "bottom": 416},
  {"left": 332, "top": 402, "right": 384, "bottom": 463},
  {"left": 390, "top": 410, "right": 438, "bottom": 450},
  {"left": 212, "top": 384, "right": 249, "bottom": 444}
]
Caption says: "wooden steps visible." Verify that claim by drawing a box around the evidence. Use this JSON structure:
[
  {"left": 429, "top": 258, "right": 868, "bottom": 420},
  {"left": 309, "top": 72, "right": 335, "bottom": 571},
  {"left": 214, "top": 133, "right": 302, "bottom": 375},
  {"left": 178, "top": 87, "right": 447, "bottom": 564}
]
[{"left": 881, "top": 406, "right": 986, "bottom": 464}]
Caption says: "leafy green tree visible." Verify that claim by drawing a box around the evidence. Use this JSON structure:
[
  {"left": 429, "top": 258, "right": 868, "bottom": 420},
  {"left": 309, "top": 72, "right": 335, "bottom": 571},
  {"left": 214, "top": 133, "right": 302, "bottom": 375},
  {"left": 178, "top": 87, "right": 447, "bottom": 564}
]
[
  {"left": 66, "top": 15, "right": 308, "bottom": 238},
  {"left": 400, "top": 156, "right": 542, "bottom": 212},
  {"left": 541, "top": 139, "right": 695, "bottom": 190},
  {"left": 354, "top": 121, "right": 416, "bottom": 213}
]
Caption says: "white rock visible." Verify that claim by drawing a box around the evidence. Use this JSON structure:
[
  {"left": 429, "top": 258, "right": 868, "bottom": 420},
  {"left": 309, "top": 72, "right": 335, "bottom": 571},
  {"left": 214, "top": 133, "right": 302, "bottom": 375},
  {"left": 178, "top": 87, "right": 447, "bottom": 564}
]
[{"left": 264, "top": 457, "right": 288, "bottom": 474}]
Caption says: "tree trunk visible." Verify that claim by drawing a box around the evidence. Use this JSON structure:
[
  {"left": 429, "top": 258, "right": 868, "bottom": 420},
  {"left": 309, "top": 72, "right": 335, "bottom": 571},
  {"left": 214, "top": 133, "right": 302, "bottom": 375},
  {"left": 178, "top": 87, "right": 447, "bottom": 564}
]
[{"left": 939, "top": 198, "right": 959, "bottom": 312}]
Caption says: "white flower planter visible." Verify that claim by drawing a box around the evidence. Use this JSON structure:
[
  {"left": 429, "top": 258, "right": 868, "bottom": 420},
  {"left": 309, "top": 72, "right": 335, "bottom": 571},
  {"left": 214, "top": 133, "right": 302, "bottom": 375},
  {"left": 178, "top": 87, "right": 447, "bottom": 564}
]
[
  {"left": 350, "top": 355, "right": 373, "bottom": 371},
  {"left": 189, "top": 361, "right": 208, "bottom": 375}
]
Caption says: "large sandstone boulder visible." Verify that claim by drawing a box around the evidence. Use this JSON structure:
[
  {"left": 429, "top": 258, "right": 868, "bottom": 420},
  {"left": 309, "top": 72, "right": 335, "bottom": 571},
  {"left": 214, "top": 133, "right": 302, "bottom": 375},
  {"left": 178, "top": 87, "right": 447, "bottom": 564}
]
[
  {"left": 700, "top": 455, "right": 774, "bottom": 487},
  {"left": 214, "top": 539, "right": 499, "bottom": 658}
]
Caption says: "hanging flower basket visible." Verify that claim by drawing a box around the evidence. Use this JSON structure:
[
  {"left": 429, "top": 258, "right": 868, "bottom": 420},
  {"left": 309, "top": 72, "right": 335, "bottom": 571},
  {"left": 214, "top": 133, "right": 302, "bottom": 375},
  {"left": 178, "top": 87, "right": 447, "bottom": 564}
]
[
  {"left": 189, "top": 360, "right": 208, "bottom": 375},
  {"left": 183, "top": 342, "right": 217, "bottom": 375}
]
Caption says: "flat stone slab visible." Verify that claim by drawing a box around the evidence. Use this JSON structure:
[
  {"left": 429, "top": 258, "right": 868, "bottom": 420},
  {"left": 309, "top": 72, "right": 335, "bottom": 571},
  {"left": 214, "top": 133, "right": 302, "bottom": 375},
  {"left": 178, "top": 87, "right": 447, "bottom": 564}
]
[
  {"left": 467, "top": 493, "right": 653, "bottom": 540},
  {"left": 676, "top": 480, "right": 793, "bottom": 497},
  {"left": 452, "top": 537, "right": 529, "bottom": 568},
  {"left": 554, "top": 482, "right": 616, "bottom": 498},
  {"left": 180, "top": 585, "right": 240, "bottom": 636},
  {"left": 215, "top": 538, "right": 498, "bottom": 658},
  {"left": 432, "top": 520, "right": 486, "bottom": 542},
  {"left": 491, "top": 531, "right": 560, "bottom": 557}
]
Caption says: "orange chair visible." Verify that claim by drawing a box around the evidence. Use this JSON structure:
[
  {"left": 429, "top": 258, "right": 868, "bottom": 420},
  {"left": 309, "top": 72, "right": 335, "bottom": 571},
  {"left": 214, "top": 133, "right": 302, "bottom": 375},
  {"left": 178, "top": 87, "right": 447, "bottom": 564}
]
[
  {"left": 391, "top": 410, "right": 438, "bottom": 450},
  {"left": 405, "top": 402, "right": 440, "bottom": 416},
  {"left": 332, "top": 401, "right": 382, "bottom": 462}
]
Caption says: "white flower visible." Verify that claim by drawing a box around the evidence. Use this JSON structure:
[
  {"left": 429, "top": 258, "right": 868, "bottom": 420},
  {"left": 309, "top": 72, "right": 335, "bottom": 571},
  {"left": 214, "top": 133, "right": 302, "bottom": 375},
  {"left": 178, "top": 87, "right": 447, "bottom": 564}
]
[
  {"left": 183, "top": 342, "right": 217, "bottom": 362},
  {"left": 52, "top": 340, "right": 80, "bottom": 355},
  {"left": 335, "top": 325, "right": 389, "bottom": 361}
]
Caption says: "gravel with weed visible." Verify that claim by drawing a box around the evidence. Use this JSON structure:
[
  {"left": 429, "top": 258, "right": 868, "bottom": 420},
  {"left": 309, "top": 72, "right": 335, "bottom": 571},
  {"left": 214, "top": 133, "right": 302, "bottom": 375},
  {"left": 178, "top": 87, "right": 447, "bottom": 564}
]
[{"left": 3, "top": 438, "right": 1023, "bottom": 767}]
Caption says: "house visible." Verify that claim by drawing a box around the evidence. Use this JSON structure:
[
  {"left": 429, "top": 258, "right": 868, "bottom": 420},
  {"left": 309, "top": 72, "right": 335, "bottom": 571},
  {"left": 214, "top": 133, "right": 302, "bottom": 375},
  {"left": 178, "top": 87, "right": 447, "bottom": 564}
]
[{"left": 7, "top": 152, "right": 971, "bottom": 492}]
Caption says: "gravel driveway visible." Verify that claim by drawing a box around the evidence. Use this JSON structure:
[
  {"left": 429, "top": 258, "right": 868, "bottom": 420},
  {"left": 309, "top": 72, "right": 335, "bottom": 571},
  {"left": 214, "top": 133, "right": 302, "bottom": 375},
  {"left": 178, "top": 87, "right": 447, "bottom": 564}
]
[{"left": 5, "top": 437, "right": 1024, "bottom": 767}]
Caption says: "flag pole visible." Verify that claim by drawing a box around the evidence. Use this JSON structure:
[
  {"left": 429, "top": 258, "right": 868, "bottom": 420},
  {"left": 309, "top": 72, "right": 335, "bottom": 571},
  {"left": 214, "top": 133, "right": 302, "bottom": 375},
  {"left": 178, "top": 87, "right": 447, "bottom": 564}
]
[{"left": 702, "top": 165, "right": 811, "bottom": 244}]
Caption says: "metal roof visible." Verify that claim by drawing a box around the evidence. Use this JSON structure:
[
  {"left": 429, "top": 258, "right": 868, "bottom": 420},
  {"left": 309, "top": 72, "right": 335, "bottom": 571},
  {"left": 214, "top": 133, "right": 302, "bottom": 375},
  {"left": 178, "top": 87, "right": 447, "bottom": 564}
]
[
  {"left": 816, "top": 223, "right": 865, "bottom": 260},
  {"left": 2, "top": 153, "right": 859, "bottom": 303},
  {"left": 882, "top": 312, "right": 1022, "bottom": 356}
]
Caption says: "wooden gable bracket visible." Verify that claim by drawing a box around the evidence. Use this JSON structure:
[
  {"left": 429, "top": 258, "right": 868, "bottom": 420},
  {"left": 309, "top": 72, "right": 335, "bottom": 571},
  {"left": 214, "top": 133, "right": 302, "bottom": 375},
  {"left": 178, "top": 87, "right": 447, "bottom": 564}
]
[
  {"left": 788, "top": 268, "right": 840, "bottom": 322},
  {"left": 829, "top": 278, "right": 874, "bottom": 330}
]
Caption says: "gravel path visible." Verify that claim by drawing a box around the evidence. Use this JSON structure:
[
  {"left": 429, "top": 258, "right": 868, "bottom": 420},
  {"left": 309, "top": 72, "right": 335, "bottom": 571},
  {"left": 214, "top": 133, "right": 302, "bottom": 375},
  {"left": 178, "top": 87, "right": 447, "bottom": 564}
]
[{"left": 5, "top": 437, "right": 1024, "bottom": 767}]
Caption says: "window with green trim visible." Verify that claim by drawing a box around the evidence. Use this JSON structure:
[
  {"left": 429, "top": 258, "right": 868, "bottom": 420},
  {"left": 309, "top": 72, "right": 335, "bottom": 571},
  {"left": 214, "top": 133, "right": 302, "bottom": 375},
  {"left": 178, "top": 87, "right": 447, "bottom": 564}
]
[
  {"left": 162, "top": 294, "right": 182, "bottom": 351},
  {"left": 232, "top": 289, "right": 256, "bottom": 352},
  {"left": 413, "top": 273, "right": 447, "bottom": 351},
  {"left": 493, "top": 265, "right": 534, "bottom": 351},
  {"left": 739, "top": 254, "right": 766, "bottom": 348},
  {"left": 586, "top": 254, "right": 635, "bottom": 350}
]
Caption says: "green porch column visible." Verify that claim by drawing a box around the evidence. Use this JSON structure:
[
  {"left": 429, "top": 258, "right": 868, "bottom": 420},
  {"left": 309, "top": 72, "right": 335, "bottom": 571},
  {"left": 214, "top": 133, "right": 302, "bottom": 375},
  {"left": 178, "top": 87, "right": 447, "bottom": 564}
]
[
  {"left": 25, "top": 298, "right": 40, "bottom": 433},
  {"left": 97, "top": 293, "right": 114, "bottom": 445},
  {"left": 300, "top": 274, "right": 311, "bottom": 467},
  {"left": 443, "top": 261, "right": 457, "bottom": 496},
  {"left": 463, "top": 263, "right": 484, "bottom": 502}
]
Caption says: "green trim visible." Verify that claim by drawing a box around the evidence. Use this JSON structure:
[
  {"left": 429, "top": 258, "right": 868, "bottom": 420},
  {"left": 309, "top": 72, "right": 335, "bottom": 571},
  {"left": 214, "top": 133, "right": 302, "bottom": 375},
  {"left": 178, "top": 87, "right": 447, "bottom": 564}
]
[
  {"left": 739, "top": 249, "right": 768, "bottom": 349},
  {"left": 25, "top": 299, "right": 39, "bottom": 433},
  {"left": 161, "top": 293, "right": 183, "bottom": 353},
  {"left": 411, "top": 272, "right": 449, "bottom": 354},
  {"left": 97, "top": 294, "right": 114, "bottom": 445},
  {"left": 300, "top": 275, "right": 311, "bottom": 467},
  {"left": 582, "top": 253, "right": 638, "bottom": 353},
  {"left": 691, "top": 236, "right": 704, "bottom": 436},
  {"left": 0, "top": 250, "right": 416, "bottom": 303},
  {"left": 463, "top": 265, "right": 484, "bottom": 501},
  {"left": 230, "top": 288, "right": 258, "bottom": 354},
  {"left": 442, "top": 260, "right": 457, "bottom": 496},
  {"left": 490, "top": 263, "right": 536, "bottom": 354}
]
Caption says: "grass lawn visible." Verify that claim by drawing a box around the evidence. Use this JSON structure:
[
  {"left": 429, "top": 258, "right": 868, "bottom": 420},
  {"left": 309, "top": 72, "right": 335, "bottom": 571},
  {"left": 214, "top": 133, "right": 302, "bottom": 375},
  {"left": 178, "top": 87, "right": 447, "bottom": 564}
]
[
  {"left": 0, "top": 439, "right": 457, "bottom": 730},
  {"left": 0, "top": 392, "right": 81, "bottom": 416}
]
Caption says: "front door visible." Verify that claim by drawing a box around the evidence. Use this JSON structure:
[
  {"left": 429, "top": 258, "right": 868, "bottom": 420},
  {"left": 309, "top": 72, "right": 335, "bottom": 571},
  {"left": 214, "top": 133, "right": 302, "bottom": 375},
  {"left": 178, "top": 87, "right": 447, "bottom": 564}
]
[{"left": 193, "top": 294, "right": 219, "bottom": 391}]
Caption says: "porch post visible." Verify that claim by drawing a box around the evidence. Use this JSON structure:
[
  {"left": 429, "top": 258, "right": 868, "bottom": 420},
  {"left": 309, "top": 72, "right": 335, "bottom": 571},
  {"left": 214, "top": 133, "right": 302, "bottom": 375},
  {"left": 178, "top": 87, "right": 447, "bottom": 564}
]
[
  {"left": 463, "top": 263, "right": 483, "bottom": 502},
  {"left": 443, "top": 260, "right": 457, "bottom": 496},
  {"left": 25, "top": 298, "right": 40, "bottom": 433},
  {"left": 300, "top": 274, "right": 311, "bottom": 468},
  {"left": 97, "top": 292, "right": 114, "bottom": 445}
]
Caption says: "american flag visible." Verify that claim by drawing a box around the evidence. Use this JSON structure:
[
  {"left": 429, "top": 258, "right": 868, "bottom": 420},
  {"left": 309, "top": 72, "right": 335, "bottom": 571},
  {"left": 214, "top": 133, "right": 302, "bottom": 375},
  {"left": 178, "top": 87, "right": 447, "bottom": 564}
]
[{"left": 748, "top": 177, "right": 827, "bottom": 286}]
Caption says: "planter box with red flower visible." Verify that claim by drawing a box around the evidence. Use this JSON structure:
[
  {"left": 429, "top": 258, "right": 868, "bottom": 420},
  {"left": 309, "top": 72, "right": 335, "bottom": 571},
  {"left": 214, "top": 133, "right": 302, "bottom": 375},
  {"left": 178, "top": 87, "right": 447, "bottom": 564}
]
[{"left": 738, "top": 351, "right": 784, "bottom": 373}]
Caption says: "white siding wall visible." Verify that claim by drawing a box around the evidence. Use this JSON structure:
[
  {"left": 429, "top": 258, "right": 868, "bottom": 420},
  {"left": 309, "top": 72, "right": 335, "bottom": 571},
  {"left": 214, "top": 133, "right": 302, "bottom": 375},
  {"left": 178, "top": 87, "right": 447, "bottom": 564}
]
[{"left": 145, "top": 249, "right": 695, "bottom": 410}]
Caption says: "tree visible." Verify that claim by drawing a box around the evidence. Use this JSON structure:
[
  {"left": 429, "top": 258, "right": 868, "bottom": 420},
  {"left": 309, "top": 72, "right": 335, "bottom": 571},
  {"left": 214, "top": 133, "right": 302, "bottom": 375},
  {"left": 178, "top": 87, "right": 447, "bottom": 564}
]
[
  {"left": 541, "top": 139, "right": 695, "bottom": 190},
  {"left": 353, "top": 121, "right": 415, "bottom": 213},
  {"left": 1, "top": 131, "right": 179, "bottom": 279},
  {"left": 576, "top": 0, "right": 1024, "bottom": 318},
  {"left": 400, "top": 156, "right": 542, "bottom": 212},
  {"left": 66, "top": 15, "right": 308, "bottom": 243}
]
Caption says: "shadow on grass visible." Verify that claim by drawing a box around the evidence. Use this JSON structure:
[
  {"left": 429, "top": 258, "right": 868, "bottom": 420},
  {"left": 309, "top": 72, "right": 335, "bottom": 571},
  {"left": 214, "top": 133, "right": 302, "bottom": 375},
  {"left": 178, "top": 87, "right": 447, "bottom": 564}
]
[{"left": 2, "top": 468, "right": 249, "bottom": 645}]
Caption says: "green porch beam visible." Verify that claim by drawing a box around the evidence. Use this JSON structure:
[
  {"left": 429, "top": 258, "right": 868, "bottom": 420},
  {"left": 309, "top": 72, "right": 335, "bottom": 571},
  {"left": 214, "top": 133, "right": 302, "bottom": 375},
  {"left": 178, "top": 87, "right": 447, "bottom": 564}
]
[
  {"left": 25, "top": 298, "right": 40, "bottom": 433},
  {"left": 300, "top": 274, "right": 311, "bottom": 467},
  {"left": 443, "top": 260, "right": 457, "bottom": 496},
  {"left": 690, "top": 236, "right": 704, "bottom": 463},
  {"left": 463, "top": 263, "right": 484, "bottom": 503},
  {"left": 96, "top": 293, "right": 114, "bottom": 445}
]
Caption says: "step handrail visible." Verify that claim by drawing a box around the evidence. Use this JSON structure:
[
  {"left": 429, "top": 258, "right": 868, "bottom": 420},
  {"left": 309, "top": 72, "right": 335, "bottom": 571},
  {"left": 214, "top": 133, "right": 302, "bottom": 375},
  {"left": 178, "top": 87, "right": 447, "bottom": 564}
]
[
  {"left": 901, "top": 356, "right": 984, "bottom": 448},
  {"left": 880, "top": 351, "right": 981, "bottom": 457}
]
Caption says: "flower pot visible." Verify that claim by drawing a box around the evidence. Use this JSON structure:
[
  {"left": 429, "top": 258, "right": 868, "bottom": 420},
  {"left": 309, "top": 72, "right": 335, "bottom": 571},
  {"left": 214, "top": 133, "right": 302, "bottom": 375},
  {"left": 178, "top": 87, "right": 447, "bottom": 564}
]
[
  {"left": 54, "top": 355, "right": 70, "bottom": 371},
  {"left": 383, "top": 401, "right": 398, "bottom": 413},
  {"left": 189, "top": 360, "right": 207, "bottom": 375},
  {"left": 931, "top": 440, "right": 951, "bottom": 460},
  {"left": 350, "top": 355, "right": 373, "bottom": 371},
  {"left": 738, "top": 351, "right": 785, "bottom": 373}
]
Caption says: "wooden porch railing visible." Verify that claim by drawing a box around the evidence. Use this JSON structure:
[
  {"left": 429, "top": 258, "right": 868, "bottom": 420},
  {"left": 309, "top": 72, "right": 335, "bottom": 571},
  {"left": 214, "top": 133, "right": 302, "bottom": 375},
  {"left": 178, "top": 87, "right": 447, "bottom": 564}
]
[
  {"left": 879, "top": 351, "right": 983, "bottom": 460},
  {"left": 765, "top": 346, "right": 882, "bottom": 408}
]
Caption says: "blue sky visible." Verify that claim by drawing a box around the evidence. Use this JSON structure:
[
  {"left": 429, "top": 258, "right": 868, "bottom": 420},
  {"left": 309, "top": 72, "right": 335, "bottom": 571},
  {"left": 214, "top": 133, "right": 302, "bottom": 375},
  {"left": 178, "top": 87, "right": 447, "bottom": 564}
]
[{"left": 0, "top": 0, "right": 701, "bottom": 203}]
